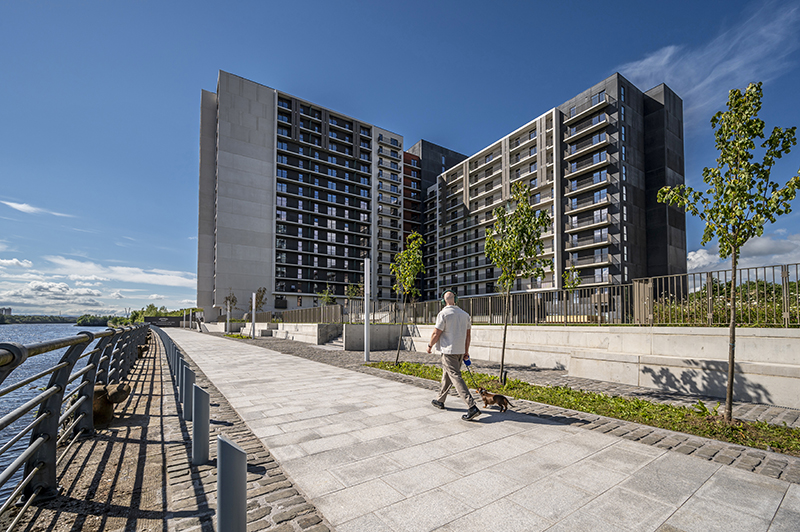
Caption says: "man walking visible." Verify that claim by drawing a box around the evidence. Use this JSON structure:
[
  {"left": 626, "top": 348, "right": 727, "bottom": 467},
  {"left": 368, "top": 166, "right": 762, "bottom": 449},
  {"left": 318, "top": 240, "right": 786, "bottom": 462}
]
[{"left": 427, "top": 290, "right": 481, "bottom": 421}]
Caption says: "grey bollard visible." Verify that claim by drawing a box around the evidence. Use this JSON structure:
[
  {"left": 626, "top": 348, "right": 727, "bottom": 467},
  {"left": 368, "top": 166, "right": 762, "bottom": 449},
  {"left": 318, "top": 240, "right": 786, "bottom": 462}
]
[
  {"left": 178, "top": 358, "right": 185, "bottom": 399},
  {"left": 192, "top": 384, "right": 210, "bottom": 465},
  {"left": 183, "top": 367, "right": 195, "bottom": 421},
  {"left": 217, "top": 435, "right": 247, "bottom": 532}
]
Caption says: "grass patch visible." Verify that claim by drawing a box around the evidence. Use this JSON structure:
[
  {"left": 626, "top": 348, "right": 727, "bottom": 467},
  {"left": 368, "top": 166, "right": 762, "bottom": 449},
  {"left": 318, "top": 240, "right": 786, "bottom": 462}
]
[
  {"left": 367, "top": 361, "right": 800, "bottom": 456},
  {"left": 225, "top": 333, "right": 251, "bottom": 339}
]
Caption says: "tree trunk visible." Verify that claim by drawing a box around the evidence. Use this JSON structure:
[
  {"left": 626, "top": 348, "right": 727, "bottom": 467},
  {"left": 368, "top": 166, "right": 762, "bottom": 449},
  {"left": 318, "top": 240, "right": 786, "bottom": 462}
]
[
  {"left": 499, "top": 288, "right": 511, "bottom": 385},
  {"left": 394, "top": 294, "right": 407, "bottom": 365},
  {"left": 725, "top": 255, "right": 738, "bottom": 422}
]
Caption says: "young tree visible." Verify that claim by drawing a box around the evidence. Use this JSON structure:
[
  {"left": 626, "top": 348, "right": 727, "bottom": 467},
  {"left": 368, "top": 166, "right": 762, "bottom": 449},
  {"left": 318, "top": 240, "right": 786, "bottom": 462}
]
[
  {"left": 390, "top": 231, "right": 425, "bottom": 365},
  {"left": 253, "top": 286, "right": 268, "bottom": 318},
  {"left": 562, "top": 264, "right": 582, "bottom": 322},
  {"left": 486, "top": 181, "right": 553, "bottom": 383},
  {"left": 316, "top": 284, "right": 337, "bottom": 305},
  {"left": 222, "top": 289, "right": 237, "bottom": 314},
  {"left": 658, "top": 82, "right": 800, "bottom": 422}
]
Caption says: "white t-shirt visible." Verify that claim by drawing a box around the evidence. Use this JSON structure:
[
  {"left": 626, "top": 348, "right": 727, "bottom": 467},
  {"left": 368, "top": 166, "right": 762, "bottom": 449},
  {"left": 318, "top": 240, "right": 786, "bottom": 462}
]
[{"left": 434, "top": 305, "right": 471, "bottom": 354}]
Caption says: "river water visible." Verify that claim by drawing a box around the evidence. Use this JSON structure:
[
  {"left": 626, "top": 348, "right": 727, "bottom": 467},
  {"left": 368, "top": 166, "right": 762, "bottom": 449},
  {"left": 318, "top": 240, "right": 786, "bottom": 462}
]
[{"left": 0, "top": 323, "right": 111, "bottom": 504}]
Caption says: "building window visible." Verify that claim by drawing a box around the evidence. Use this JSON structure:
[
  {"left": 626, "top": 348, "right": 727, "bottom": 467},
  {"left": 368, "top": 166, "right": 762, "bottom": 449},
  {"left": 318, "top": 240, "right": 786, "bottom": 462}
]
[
  {"left": 276, "top": 266, "right": 287, "bottom": 277},
  {"left": 529, "top": 162, "right": 538, "bottom": 173},
  {"left": 277, "top": 183, "right": 287, "bottom": 193},
  {"left": 622, "top": 146, "right": 626, "bottom": 161},
  {"left": 623, "top": 205, "right": 628, "bottom": 222},
  {"left": 485, "top": 154, "right": 493, "bottom": 164},
  {"left": 621, "top": 125, "right": 626, "bottom": 142},
  {"left": 624, "top": 246, "right": 628, "bottom": 262},
  {"left": 620, "top": 105, "right": 625, "bottom": 122},
  {"left": 276, "top": 252, "right": 287, "bottom": 263},
  {"left": 623, "top": 186, "right": 627, "bottom": 201},
  {"left": 623, "top": 226, "right": 628, "bottom": 242},
  {"left": 277, "top": 169, "right": 288, "bottom": 178},
  {"left": 276, "top": 210, "right": 287, "bottom": 220},
  {"left": 277, "top": 127, "right": 289, "bottom": 136},
  {"left": 620, "top": 86, "right": 625, "bottom": 102}
]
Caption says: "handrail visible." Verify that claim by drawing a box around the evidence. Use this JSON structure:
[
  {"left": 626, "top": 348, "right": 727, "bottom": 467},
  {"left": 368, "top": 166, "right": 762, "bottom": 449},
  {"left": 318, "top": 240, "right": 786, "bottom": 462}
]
[{"left": 0, "top": 323, "right": 148, "bottom": 522}]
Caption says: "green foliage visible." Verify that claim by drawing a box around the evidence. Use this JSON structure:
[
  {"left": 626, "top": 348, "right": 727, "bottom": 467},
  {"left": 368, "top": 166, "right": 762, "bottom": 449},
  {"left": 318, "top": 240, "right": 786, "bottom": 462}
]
[
  {"left": 390, "top": 231, "right": 425, "bottom": 302},
  {"left": 223, "top": 288, "right": 237, "bottom": 312},
  {"left": 658, "top": 82, "right": 800, "bottom": 260},
  {"left": 345, "top": 282, "right": 364, "bottom": 300},
  {"left": 485, "top": 182, "right": 553, "bottom": 294},
  {"left": 367, "top": 362, "right": 800, "bottom": 456},
  {"left": 254, "top": 287, "right": 268, "bottom": 312},
  {"left": 562, "top": 264, "right": 582, "bottom": 293},
  {"left": 0, "top": 315, "right": 75, "bottom": 325},
  {"left": 658, "top": 82, "right": 800, "bottom": 420},
  {"left": 485, "top": 181, "right": 553, "bottom": 379},
  {"left": 316, "top": 284, "right": 337, "bottom": 305}
]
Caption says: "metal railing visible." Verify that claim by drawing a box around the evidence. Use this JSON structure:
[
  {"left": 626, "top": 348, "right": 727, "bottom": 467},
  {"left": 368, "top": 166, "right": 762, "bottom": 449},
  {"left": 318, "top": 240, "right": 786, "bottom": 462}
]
[
  {"left": 279, "top": 262, "right": 800, "bottom": 329},
  {"left": 0, "top": 324, "right": 148, "bottom": 527},
  {"left": 635, "top": 263, "right": 800, "bottom": 327}
]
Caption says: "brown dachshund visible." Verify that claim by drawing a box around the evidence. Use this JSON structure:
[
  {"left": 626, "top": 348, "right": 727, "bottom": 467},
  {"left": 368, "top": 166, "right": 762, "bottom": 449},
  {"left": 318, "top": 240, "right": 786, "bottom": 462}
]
[{"left": 477, "top": 388, "right": 512, "bottom": 412}]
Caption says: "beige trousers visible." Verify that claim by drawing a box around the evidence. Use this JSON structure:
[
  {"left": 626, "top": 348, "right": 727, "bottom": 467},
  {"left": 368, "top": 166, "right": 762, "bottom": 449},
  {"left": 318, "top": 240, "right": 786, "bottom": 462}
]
[{"left": 436, "top": 354, "right": 476, "bottom": 408}]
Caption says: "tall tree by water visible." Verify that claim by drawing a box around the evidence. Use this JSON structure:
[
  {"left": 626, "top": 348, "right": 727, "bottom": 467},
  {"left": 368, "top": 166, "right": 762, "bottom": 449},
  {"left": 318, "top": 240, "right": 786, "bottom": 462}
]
[
  {"left": 658, "top": 82, "right": 800, "bottom": 422},
  {"left": 391, "top": 231, "right": 425, "bottom": 365},
  {"left": 485, "top": 182, "right": 552, "bottom": 383}
]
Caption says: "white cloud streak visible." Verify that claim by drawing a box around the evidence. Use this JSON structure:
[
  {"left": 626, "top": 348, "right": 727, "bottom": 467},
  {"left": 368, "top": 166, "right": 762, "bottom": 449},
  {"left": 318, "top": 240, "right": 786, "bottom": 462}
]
[
  {"left": 1, "top": 201, "right": 74, "bottom": 218},
  {"left": 45, "top": 256, "right": 196, "bottom": 288},
  {"left": 148, "top": 294, "right": 166, "bottom": 300},
  {"left": 617, "top": 1, "right": 800, "bottom": 129},
  {"left": 0, "top": 258, "right": 32, "bottom": 267}
]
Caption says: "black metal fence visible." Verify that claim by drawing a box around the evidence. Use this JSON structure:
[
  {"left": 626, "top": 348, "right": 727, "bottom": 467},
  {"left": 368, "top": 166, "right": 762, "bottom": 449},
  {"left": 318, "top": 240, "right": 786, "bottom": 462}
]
[
  {"left": 278, "top": 262, "right": 800, "bottom": 328},
  {"left": 0, "top": 325, "right": 148, "bottom": 527}
]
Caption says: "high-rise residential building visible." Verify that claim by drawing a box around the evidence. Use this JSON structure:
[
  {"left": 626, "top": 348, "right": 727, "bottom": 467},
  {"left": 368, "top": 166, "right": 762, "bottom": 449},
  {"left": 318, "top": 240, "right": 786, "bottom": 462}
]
[
  {"left": 197, "top": 71, "right": 463, "bottom": 317},
  {"left": 433, "top": 73, "right": 686, "bottom": 298},
  {"left": 198, "top": 71, "right": 685, "bottom": 317}
]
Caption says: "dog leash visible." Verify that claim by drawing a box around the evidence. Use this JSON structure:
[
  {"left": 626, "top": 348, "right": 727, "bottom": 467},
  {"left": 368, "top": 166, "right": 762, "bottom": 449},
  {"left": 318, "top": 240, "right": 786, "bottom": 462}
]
[{"left": 463, "top": 358, "right": 479, "bottom": 389}]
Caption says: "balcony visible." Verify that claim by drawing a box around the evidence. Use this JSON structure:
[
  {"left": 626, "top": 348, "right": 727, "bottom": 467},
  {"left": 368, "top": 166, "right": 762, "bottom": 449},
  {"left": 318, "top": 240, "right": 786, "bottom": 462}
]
[
  {"left": 565, "top": 233, "right": 610, "bottom": 251},
  {"left": 563, "top": 92, "right": 615, "bottom": 126},
  {"left": 565, "top": 173, "right": 610, "bottom": 197},
  {"left": 564, "top": 152, "right": 615, "bottom": 179},
  {"left": 565, "top": 213, "right": 611, "bottom": 233},
  {"left": 564, "top": 133, "right": 611, "bottom": 162},
  {"left": 565, "top": 193, "right": 611, "bottom": 214},
  {"left": 564, "top": 113, "right": 612, "bottom": 142},
  {"left": 566, "top": 253, "right": 612, "bottom": 269}
]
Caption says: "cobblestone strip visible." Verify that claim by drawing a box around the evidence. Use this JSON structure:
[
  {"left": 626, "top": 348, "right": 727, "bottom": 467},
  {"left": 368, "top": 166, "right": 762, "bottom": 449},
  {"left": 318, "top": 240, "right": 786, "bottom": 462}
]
[
  {"left": 160, "top": 334, "right": 331, "bottom": 532},
  {"left": 218, "top": 334, "right": 800, "bottom": 486}
]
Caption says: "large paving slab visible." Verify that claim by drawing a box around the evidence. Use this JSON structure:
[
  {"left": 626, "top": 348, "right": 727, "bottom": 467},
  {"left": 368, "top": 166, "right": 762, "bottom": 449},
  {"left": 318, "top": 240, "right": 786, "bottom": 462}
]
[{"left": 166, "top": 329, "right": 799, "bottom": 531}]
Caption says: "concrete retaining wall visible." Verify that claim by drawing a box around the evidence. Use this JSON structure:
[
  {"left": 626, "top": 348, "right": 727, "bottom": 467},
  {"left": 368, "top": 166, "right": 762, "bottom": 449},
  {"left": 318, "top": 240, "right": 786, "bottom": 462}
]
[
  {"left": 274, "top": 323, "right": 342, "bottom": 345},
  {"left": 410, "top": 324, "right": 800, "bottom": 409},
  {"left": 343, "top": 324, "right": 414, "bottom": 351},
  {"left": 203, "top": 322, "right": 243, "bottom": 333}
]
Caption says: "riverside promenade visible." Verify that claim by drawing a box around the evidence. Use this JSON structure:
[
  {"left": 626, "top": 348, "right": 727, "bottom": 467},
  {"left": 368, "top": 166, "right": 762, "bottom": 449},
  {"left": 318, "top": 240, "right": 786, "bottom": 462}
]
[{"left": 165, "top": 329, "right": 799, "bottom": 532}]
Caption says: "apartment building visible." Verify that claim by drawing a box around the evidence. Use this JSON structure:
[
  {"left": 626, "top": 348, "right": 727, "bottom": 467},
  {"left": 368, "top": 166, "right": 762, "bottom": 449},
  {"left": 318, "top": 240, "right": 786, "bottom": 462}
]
[
  {"left": 198, "top": 71, "right": 685, "bottom": 317},
  {"left": 198, "top": 71, "right": 466, "bottom": 316},
  {"left": 433, "top": 73, "right": 686, "bottom": 298}
]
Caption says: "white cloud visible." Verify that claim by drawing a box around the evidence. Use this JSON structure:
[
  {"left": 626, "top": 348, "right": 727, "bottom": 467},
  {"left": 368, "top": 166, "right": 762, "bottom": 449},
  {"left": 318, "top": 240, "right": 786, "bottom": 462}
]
[
  {"left": 74, "top": 281, "right": 102, "bottom": 287},
  {"left": 0, "top": 258, "right": 32, "bottom": 268},
  {"left": 45, "top": 256, "right": 196, "bottom": 288},
  {"left": 0, "top": 281, "right": 103, "bottom": 307},
  {"left": 180, "top": 299, "right": 197, "bottom": 305},
  {"left": 1, "top": 201, "right": 73, "bottom": 218},
  {"left": 148, "top": 294, "right": 166, "bottom": 300},
  {"left": 67, "top": 274, "right": 110, "bottom": 282},
  {"left": 110, "top": 291, "right": 124, "bottom": 299},
  {"left": 687, "top": 248, "right": 722, "bottom": 272},
  {"left": 188, "top": 236, "right": 198, "bottom": 241},
  {"left": 617, "top": 1, "right": 800, "bottom": 129}
]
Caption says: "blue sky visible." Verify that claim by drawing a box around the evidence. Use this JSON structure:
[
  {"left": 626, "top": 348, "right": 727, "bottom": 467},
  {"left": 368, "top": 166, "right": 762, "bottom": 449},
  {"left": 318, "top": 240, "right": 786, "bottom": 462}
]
[{"left": 1, "top": 0, "right": 799, "bottom": 315}]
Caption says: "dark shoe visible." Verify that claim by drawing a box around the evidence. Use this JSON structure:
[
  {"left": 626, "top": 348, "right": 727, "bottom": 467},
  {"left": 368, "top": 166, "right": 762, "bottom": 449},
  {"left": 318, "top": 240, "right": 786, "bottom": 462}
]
[
  {"left": 462, "top": 406, "right": 481, "bottom": 421},
  {"left": 431, "top": 400, "right": 445, "bottom": 410}
]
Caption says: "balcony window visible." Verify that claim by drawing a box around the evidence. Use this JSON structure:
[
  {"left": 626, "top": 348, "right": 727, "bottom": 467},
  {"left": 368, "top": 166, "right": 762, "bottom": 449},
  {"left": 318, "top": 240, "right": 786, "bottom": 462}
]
[
  {"left": 591, "top": 90, "right": 606, "bottom": 106},
  {"left": 276, "top": 252, "right": 287, "bottom": 263},
  {"left": 391, "top": 138, "right": 399, "bottom": 147}
]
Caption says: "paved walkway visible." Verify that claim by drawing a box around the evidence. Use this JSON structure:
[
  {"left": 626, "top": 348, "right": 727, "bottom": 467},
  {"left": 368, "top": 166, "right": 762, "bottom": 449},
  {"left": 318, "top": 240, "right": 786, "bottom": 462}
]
[{"left": 166, "top": 329, "right": 799, "bottom": 532}]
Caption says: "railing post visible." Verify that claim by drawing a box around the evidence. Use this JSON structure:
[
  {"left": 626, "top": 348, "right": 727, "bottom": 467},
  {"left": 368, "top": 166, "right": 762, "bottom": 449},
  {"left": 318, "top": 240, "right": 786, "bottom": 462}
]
[
  {"left": 782, "top": 265, "right": 790, "bottom": 327},
  {"left": 74, "top": 331, "right": 116, "bottom": 436},
  {"left": 706, "top": 272, "right": 714, "bottom": 326},
  {"left": 217, "top": 435, "right": 247, "bottom": 532},
  {"left": 23, "top": 334, "right": 92, "bottom": 502},
  {"left": 192, "top": 385, "right": 210, "bottom": 464}
]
